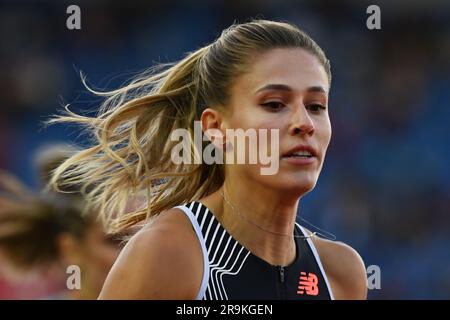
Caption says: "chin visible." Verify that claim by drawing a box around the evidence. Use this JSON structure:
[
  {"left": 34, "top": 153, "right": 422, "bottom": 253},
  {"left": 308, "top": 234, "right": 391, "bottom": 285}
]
[
  {"left": 244, "top": 166, "right": 319, "bottom": 196},
  {"left": 279, "top": 172, "right": 318, "bottom": 195},
  {"left": 257, "top": 174, "right": 317, "bottom": 198},
  {"left": 289, "top": 182, "right": 316, "bottom": 197}
]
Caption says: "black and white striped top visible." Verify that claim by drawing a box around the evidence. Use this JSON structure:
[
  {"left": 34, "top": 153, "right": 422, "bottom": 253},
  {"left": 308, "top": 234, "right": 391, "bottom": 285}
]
[{"left": 175, "top": 201, "right": 334, "bottom": 300}]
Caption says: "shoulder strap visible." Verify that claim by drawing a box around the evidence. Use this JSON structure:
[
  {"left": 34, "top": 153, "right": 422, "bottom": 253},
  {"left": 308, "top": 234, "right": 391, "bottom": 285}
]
[
  {"left": 174, "top": 204, "right": 210, "bottom": 300},
  {"left": 296, "top": 223, "right": 335, "bottom": 300}
]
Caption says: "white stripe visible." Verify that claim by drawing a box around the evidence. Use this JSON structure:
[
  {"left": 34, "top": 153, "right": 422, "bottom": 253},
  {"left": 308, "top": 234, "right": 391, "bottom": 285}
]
[
  {"left": 218, "top": 248, "right": 250, "bottom": 300},
  {"left": 206, "top": 228, "right": 227, "bottom": 300},
  {"left": 203, "top": 212, "right": 215, "bottom": 241},
  {"left": 297, "top": 223, "right": 335, "bottom": 300},
  {"left": 212, "top": 240, "right": 239, "bottom": 299},
  {"left": 207, "top": 223, "right": 221, "bottom": 255},
  {"left": 200, "top": 207, "right": 209, "bottom": 227},
  {"left": 174, "top": 205, "right": 210, "bottom": 300},
  {"left": 209, "top": 235, "right": 233, "bottom": 299},
  {"left": 209, "top": 229, "right": 228, "bottom": 266}
]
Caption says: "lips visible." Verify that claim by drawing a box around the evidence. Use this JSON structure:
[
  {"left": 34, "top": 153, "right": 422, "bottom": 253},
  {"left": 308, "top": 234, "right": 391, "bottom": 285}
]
[{"left": 281, "top": 145, "right": 318, "bottom": 159}]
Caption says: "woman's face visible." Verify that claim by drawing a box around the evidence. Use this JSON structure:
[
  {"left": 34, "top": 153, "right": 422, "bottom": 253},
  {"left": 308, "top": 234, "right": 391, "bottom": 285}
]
[{"left": 222, "top": 48, "right": 331, "bottom": 196}]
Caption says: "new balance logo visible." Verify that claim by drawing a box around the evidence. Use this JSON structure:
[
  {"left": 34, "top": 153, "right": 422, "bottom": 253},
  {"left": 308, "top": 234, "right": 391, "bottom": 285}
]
[{"left": 297, "top": 272, "right": 319, "bottom": 296}]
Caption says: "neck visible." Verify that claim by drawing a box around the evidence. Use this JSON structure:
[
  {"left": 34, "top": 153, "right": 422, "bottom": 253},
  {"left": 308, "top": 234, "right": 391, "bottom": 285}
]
[{"left": 201, "top": 180, "right": 301, "bottom": 266}]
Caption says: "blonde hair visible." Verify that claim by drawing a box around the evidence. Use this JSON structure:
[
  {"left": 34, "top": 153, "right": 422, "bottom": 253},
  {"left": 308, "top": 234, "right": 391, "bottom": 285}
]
[{"left": 49, "top": 19, "right": 331, "bottom": 234}]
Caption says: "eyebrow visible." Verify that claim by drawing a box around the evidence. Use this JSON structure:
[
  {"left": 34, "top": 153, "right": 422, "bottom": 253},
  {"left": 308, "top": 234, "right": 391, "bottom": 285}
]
[{"left": 255, "top": 84, "right": 328, "bottom": 94}]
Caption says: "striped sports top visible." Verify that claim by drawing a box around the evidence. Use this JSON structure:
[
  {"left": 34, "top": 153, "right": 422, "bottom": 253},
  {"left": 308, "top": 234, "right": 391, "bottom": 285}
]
[{"left": 175, "top": 201, "right": 334, "bottom": 300}]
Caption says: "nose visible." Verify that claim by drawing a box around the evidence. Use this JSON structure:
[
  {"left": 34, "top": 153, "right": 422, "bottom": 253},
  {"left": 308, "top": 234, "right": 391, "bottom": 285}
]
[{"left": 289, "top": 104, "right": 315, "bottom": 136}]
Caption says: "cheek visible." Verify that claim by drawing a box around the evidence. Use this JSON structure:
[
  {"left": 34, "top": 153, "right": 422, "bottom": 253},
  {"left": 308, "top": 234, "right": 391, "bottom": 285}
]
[
  {"left": 227, "top": 107, "right": 281, "bottom": 157},
  {"left": 229, "top": 102, "right": 282, "bottom": 129},
  {"left": 320, "top": 118, "right": 332, "bottom": 150}
]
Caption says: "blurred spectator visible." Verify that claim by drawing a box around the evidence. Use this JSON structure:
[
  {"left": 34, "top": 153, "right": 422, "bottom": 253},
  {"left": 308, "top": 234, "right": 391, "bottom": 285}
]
[{"left": 0, "top": 145, "right": 121, "bottom": 299}]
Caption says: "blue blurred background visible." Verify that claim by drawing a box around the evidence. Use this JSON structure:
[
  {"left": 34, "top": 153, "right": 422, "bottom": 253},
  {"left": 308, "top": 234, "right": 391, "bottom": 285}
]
[{"left": 0, "top": 0, "right": 449, "bottom": 299}]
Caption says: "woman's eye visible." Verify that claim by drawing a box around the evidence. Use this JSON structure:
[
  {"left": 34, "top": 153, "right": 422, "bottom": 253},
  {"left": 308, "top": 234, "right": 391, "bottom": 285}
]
[
  {"left": 306, "top": 104, "right": 326, "bottom": 113},
  {"left": 260, "top": 101, "right": 286, "bottom": 111}
]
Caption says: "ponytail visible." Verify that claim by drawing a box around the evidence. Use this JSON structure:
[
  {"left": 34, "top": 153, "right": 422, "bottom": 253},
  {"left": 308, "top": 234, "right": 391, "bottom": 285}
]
[{"left": 49, "top": 45, "right": 223, "bottom": 234}]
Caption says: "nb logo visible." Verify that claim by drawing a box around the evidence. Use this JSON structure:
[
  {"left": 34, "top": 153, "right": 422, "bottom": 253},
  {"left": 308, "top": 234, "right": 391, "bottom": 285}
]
[{"left": 297, "top": 272, "right": 319, "bottom": 296}]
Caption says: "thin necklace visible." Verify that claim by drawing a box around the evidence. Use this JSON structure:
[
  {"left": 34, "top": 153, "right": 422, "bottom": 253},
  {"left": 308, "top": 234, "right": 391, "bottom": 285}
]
[{"left": 220, "top": 190, "right": 320, "bottom": 239}]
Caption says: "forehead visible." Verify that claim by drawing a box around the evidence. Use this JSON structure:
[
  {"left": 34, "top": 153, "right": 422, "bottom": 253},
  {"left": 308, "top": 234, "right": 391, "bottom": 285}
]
[{"left": 232, "top": 48, "right": 329, "bottom": 95}]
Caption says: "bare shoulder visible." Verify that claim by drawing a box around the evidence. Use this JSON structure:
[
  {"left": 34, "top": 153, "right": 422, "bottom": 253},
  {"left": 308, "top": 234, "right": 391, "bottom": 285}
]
[
  {"left": 98, "top": 207, "right": 204, "bottom": 299},
  {"left": 306, "top": 230, "right": 367, "bottom": 300}
]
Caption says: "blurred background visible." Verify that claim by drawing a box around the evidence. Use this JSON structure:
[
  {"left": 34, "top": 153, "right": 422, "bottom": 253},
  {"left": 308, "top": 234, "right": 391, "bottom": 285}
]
[{"left": 0, "top": 0, "right": 449, "bottom": 299}]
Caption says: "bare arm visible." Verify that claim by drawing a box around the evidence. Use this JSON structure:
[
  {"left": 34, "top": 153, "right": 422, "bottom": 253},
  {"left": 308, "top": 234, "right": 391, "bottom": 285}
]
[
  {"left": 311, "top": 235, "right": 368, "bottom": 300},
  {"left": 98, "top": 209, "right": 204, "bottom": 299}
]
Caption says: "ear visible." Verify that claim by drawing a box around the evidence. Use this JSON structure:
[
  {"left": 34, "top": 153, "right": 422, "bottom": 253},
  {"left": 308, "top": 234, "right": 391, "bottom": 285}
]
[{"left": 201, "top": 108, "right": 227, "bottom": 149}]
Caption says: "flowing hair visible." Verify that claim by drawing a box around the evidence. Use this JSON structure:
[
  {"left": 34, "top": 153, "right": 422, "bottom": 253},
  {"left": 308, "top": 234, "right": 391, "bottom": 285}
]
[{"left": 48, "top": 19, "right": 331, "bottom": 234}]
